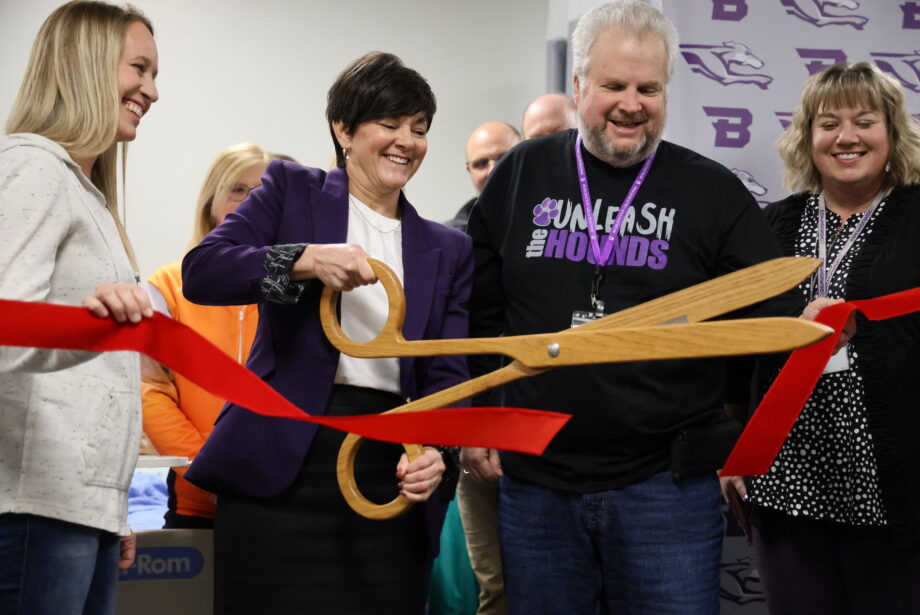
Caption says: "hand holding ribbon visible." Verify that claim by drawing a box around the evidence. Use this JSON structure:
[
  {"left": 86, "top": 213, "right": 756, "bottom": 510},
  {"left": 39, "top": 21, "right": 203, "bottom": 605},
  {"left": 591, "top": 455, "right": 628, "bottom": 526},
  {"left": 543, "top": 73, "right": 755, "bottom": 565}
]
[
  {"left": 721, "top": 286, "right": 920, "bottom": 476},
  {"left": 0, "top": 298, "right": 569, "bottom": 454}
]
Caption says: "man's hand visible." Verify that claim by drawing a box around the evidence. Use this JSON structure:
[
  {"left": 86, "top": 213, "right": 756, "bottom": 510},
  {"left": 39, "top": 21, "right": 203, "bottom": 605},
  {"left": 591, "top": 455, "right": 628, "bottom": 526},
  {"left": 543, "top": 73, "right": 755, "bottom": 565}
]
[{"left": 460, "top": 447, "right": 502, "bottom": 481}]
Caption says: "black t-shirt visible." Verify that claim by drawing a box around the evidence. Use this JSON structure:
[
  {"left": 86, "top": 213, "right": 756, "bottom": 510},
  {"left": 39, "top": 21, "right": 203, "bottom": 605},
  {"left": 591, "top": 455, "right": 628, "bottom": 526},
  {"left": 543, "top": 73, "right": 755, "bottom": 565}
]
[{"left": 468, "top": 129, "right": 783, "bottom": 492}]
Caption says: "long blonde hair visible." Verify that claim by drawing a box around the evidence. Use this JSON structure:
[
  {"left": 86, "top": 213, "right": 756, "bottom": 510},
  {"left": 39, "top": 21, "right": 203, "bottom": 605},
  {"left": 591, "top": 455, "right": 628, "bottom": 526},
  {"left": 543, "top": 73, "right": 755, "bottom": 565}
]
[
  {"left": 6, "top": 0, "right": 154, "bottom": 270},
  {"left": 778, "top": 62, "right": 920, "bottom": 193},
  {"left": 190, "top": 143, "right": 275, "bottom": 247}
]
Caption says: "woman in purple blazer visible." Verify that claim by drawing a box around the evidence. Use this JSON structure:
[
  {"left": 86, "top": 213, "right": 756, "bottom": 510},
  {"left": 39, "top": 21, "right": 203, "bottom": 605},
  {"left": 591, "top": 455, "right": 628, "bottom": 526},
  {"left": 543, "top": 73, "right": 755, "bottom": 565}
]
[{"left": 181, "top": 52, "right": 473, "bottom": 614}]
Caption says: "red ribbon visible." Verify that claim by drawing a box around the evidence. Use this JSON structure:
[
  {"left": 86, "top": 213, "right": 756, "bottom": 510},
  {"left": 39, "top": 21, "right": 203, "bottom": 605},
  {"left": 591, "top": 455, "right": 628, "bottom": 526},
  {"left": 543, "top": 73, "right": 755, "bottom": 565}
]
[
  {"left": 0, "top": 299, "right": 569, "bottom": 455},
  {"left": 721, "top": 287, "right": 920, "bottom": 476}
]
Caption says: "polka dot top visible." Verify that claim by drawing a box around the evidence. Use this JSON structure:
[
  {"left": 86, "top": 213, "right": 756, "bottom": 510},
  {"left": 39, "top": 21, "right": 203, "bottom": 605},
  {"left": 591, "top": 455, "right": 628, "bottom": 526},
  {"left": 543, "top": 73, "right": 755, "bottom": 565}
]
[{"left": 749, "top": 194, "right": 887, "bottom": 526}]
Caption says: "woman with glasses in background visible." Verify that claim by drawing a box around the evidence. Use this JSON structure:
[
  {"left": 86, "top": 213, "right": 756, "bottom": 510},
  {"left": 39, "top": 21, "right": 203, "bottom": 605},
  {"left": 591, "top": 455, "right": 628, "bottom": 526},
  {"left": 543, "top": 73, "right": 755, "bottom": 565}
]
[{"left": 141, "top": 143, "right": 275, "bottom": 529}]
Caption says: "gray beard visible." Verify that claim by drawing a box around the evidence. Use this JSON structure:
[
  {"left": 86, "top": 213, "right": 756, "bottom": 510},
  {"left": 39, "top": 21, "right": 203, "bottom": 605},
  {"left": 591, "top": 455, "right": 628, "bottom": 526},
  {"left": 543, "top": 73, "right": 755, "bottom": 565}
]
[{"left": 577, "top": 115, "right": 661, "bottom": 168}]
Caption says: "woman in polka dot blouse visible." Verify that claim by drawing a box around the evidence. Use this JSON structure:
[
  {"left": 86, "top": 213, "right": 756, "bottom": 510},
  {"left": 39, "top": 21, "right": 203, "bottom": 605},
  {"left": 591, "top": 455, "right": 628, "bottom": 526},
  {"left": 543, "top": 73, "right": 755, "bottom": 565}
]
[{"left": 725, "top": 62, "right": 920, "bottom": 614}]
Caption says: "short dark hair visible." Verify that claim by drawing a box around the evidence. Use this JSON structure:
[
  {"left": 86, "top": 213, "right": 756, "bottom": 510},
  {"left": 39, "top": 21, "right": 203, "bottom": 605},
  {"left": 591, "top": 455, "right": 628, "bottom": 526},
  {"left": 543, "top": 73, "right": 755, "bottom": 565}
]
[{"left": 326, "top": 52, "right": 437, "bottom": 168}]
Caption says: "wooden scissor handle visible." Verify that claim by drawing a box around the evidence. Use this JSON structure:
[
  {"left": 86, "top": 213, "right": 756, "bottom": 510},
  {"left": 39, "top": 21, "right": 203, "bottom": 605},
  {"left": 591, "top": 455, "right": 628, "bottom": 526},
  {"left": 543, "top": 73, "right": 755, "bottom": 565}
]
[
  {"left": 319, "top": 258, "right": 409, "bottom": 358},
  {"left": 321, "top": 259, "right": 421, "bottom": 520},
  {"left": 336, "top": 435, "right": 422, "bottom": 520}
]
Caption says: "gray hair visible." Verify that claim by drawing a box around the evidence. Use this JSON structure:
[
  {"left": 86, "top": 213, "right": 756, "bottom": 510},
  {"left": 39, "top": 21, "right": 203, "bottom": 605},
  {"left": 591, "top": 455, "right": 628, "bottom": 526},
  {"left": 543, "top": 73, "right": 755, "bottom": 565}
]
[{"left": 572, "top": 0, "right": 679, "bottom": 81}]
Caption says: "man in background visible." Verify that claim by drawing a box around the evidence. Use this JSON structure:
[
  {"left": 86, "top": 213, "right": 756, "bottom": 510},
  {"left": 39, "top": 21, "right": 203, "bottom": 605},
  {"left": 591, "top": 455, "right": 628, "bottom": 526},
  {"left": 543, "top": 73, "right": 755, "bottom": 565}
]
[
  {"left": 446, "top": 122, "right": 521, "bottom": 232},
  {"left": 521, "top": 93, "right": 576, "bottom": 140},
  {"left": 454, "top": 103, "right": 576, "bottom": 615}
]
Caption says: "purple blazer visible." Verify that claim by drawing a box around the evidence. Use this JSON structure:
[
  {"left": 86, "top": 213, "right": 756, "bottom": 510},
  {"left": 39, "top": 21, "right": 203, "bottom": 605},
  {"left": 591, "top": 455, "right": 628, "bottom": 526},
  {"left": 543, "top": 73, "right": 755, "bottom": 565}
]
[{"left": 181, "top": 161, "right": 472, "bottom": 548}]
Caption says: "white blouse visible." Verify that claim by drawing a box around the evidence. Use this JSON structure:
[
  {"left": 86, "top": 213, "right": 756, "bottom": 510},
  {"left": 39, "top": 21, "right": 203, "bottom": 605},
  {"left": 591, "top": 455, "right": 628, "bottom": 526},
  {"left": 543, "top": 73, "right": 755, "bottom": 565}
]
[{"left": 333, "top": 195, "right": 404, "bottom": 394}]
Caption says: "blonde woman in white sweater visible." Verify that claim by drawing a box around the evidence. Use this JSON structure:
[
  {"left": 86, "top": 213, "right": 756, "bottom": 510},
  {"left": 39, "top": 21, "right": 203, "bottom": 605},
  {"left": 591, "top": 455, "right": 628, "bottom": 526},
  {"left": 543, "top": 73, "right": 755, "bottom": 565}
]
[{"left": 0, "top": 2, "right": 159, "bottom": 614}]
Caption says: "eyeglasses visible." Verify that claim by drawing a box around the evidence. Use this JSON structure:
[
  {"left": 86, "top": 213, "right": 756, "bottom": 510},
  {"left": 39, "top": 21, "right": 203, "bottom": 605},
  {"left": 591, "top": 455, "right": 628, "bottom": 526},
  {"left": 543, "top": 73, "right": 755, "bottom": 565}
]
[
  {"left": 227, "top": 183, "right": 260, "bottom": 202},
  {"left": 466, "top": 152, "right": 508, "bottom": 171}
]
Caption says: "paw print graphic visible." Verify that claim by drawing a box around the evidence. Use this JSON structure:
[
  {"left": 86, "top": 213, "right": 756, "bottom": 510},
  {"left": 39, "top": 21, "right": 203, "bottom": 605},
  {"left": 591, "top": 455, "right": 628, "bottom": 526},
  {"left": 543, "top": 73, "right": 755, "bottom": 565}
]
[{"left": 532, "top": 198, "right": 559, "bottom": 227}]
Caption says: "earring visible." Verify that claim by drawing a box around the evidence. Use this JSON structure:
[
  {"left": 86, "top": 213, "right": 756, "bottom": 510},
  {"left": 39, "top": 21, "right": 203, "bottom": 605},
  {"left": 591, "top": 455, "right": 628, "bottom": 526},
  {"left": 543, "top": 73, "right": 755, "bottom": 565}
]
[
  {"left": 885, "top": 161, "right": 891, "bottom": 173},
  {"left": 344, "top": 148, "right": 350, "bottom": 161}
]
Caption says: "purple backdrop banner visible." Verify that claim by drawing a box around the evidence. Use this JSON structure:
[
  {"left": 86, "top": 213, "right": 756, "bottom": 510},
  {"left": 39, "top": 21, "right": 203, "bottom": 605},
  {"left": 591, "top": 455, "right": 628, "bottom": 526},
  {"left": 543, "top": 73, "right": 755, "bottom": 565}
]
[{"left": 663, "top": 0, "right": 920, "bottom": 208}]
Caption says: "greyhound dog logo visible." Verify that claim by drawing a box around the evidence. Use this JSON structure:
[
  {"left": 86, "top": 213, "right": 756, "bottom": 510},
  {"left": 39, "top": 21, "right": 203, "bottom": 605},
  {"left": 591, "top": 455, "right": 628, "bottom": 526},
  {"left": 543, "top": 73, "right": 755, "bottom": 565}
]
[
  {"left": 720, "top": 557, "right": 765, "bottom": 605},
  {"left": 732, "top": 169, "right": 767, "bottom": 197},
  {"left": 732, "top": 168, "right": 769, "bottom": 207},
  {"left": 871, "top": 52, "right": 920, "bottom": 93},
  {"left": 780, "top": 0, "right": 868, "bottom": 29},
  {"left": 680, "top": 42, "right": 773, "bottom": 89}
]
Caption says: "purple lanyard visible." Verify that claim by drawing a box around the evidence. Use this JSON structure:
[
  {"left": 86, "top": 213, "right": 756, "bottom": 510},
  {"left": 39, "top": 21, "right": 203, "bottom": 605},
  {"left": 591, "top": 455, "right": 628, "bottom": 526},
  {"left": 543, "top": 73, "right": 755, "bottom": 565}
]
[
  {"left": 575, "top": 134, "right": 656, "bottom": 266},
  {"left": 815, "top": 189, "right": 884, "bottom": 297}
]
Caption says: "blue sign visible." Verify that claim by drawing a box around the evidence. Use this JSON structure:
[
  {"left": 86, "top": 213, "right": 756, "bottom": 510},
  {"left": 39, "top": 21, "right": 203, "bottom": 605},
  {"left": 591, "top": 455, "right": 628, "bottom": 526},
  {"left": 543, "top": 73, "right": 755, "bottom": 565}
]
[{"left": 120, "top": 546, "right": 205, "bottom": 581}]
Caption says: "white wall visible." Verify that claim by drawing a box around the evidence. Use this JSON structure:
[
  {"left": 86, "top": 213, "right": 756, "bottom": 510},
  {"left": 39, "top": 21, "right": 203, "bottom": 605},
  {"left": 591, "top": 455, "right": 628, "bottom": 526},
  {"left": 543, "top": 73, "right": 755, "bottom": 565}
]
[{"left": 0, "top": 0, "right": 548, "bottom": 276}]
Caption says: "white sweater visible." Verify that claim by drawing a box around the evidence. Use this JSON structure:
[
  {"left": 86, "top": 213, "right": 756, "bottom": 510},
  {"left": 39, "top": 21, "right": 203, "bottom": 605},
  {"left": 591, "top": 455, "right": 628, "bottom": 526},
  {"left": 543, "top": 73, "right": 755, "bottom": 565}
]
[{"left": 0, "top": 133, "right": 140, "bottom": 535}]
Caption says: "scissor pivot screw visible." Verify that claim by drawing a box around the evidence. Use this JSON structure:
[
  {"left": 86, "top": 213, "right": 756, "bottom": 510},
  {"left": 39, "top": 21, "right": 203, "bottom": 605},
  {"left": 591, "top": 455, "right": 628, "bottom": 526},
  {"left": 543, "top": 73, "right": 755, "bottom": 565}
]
[{"left": 547, "top": 343, "right": 560, "bottom": 358}]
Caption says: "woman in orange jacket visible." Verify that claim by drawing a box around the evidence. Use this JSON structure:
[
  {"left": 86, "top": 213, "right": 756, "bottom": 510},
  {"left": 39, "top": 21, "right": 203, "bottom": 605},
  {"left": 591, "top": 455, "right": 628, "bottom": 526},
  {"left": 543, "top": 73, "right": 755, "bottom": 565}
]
[{"left": 142, "top": 143, "right": 274, "bottom": 528}]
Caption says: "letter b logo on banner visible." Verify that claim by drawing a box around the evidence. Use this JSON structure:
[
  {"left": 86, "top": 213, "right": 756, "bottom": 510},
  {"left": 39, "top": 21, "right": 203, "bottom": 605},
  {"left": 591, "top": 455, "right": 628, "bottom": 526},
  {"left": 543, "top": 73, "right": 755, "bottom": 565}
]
[
  {"left": 796, "top": 48, "right": 848, "bottom": 75},
  {"left": 902, "top": 2, "right": 920, "bottom": 28},
  {"left": 704, "top": 107, "right": 753, "bottom": 148},
  {"left": 712, "top": 0, "right": 748, "bottom": 21}
]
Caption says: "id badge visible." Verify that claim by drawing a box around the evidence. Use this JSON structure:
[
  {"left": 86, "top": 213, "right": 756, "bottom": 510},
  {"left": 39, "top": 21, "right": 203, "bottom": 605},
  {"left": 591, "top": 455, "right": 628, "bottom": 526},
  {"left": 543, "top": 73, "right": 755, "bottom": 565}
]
[
  {"left": 823, "top": 346, "right": 850, "bottom": 374},
  {"left": 573, "top": 290, "right": 605, "bottom": 327},
  {"left": 571, "top": 310, "right": 601, "bottom": 328}
]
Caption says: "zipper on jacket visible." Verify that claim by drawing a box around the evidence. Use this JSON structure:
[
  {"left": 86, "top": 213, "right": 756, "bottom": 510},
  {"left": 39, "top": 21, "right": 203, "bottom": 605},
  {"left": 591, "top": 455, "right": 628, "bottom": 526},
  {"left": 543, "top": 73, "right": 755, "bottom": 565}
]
[{"left": 237, "top": 309, "right": 244, "bottom": 363}]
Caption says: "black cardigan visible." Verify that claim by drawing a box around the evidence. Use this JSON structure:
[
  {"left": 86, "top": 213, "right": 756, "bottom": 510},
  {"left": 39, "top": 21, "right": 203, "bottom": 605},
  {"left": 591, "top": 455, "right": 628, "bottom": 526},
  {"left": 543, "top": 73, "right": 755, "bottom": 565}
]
[{"left": 755, "top": 185, "right": 920, "bottom": 548}]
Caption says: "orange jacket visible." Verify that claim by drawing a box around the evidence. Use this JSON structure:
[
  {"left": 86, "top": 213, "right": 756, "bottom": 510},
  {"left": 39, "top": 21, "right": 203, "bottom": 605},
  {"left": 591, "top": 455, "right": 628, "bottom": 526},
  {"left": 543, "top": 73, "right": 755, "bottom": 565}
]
[{"left": 141, "top": 261, "right": 258, "bottom": 519}]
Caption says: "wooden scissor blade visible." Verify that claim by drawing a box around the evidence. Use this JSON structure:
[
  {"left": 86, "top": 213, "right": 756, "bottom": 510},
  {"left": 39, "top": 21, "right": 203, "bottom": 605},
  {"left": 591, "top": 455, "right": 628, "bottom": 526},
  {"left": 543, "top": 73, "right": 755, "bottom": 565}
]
[
  {"left": 567, "top": 257, "right": 819, "bottom": 333},
  {"left": 526, "top": 318, "right": 832, "bottom": 368}
]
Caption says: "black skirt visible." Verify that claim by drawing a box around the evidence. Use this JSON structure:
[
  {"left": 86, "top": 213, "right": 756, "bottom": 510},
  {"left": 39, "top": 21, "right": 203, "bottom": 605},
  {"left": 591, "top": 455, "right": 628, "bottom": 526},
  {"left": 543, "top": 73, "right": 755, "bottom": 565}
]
[{"left": 213, "top": 385, "right": 428, "bottom": 615}]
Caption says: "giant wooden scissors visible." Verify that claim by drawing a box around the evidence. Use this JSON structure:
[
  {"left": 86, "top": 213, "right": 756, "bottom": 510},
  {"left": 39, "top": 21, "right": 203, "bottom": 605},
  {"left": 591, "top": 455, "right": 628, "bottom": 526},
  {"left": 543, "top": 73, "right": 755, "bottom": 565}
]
[{"left": 320, "top": 257, "right": 829, "bottom": 520}]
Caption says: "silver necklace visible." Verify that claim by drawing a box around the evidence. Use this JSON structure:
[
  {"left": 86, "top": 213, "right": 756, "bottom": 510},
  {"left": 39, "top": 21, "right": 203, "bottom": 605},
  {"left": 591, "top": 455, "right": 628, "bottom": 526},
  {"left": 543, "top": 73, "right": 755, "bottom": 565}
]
[{"left": 349, "top": 195, "right": 401, "bottom": 234}]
